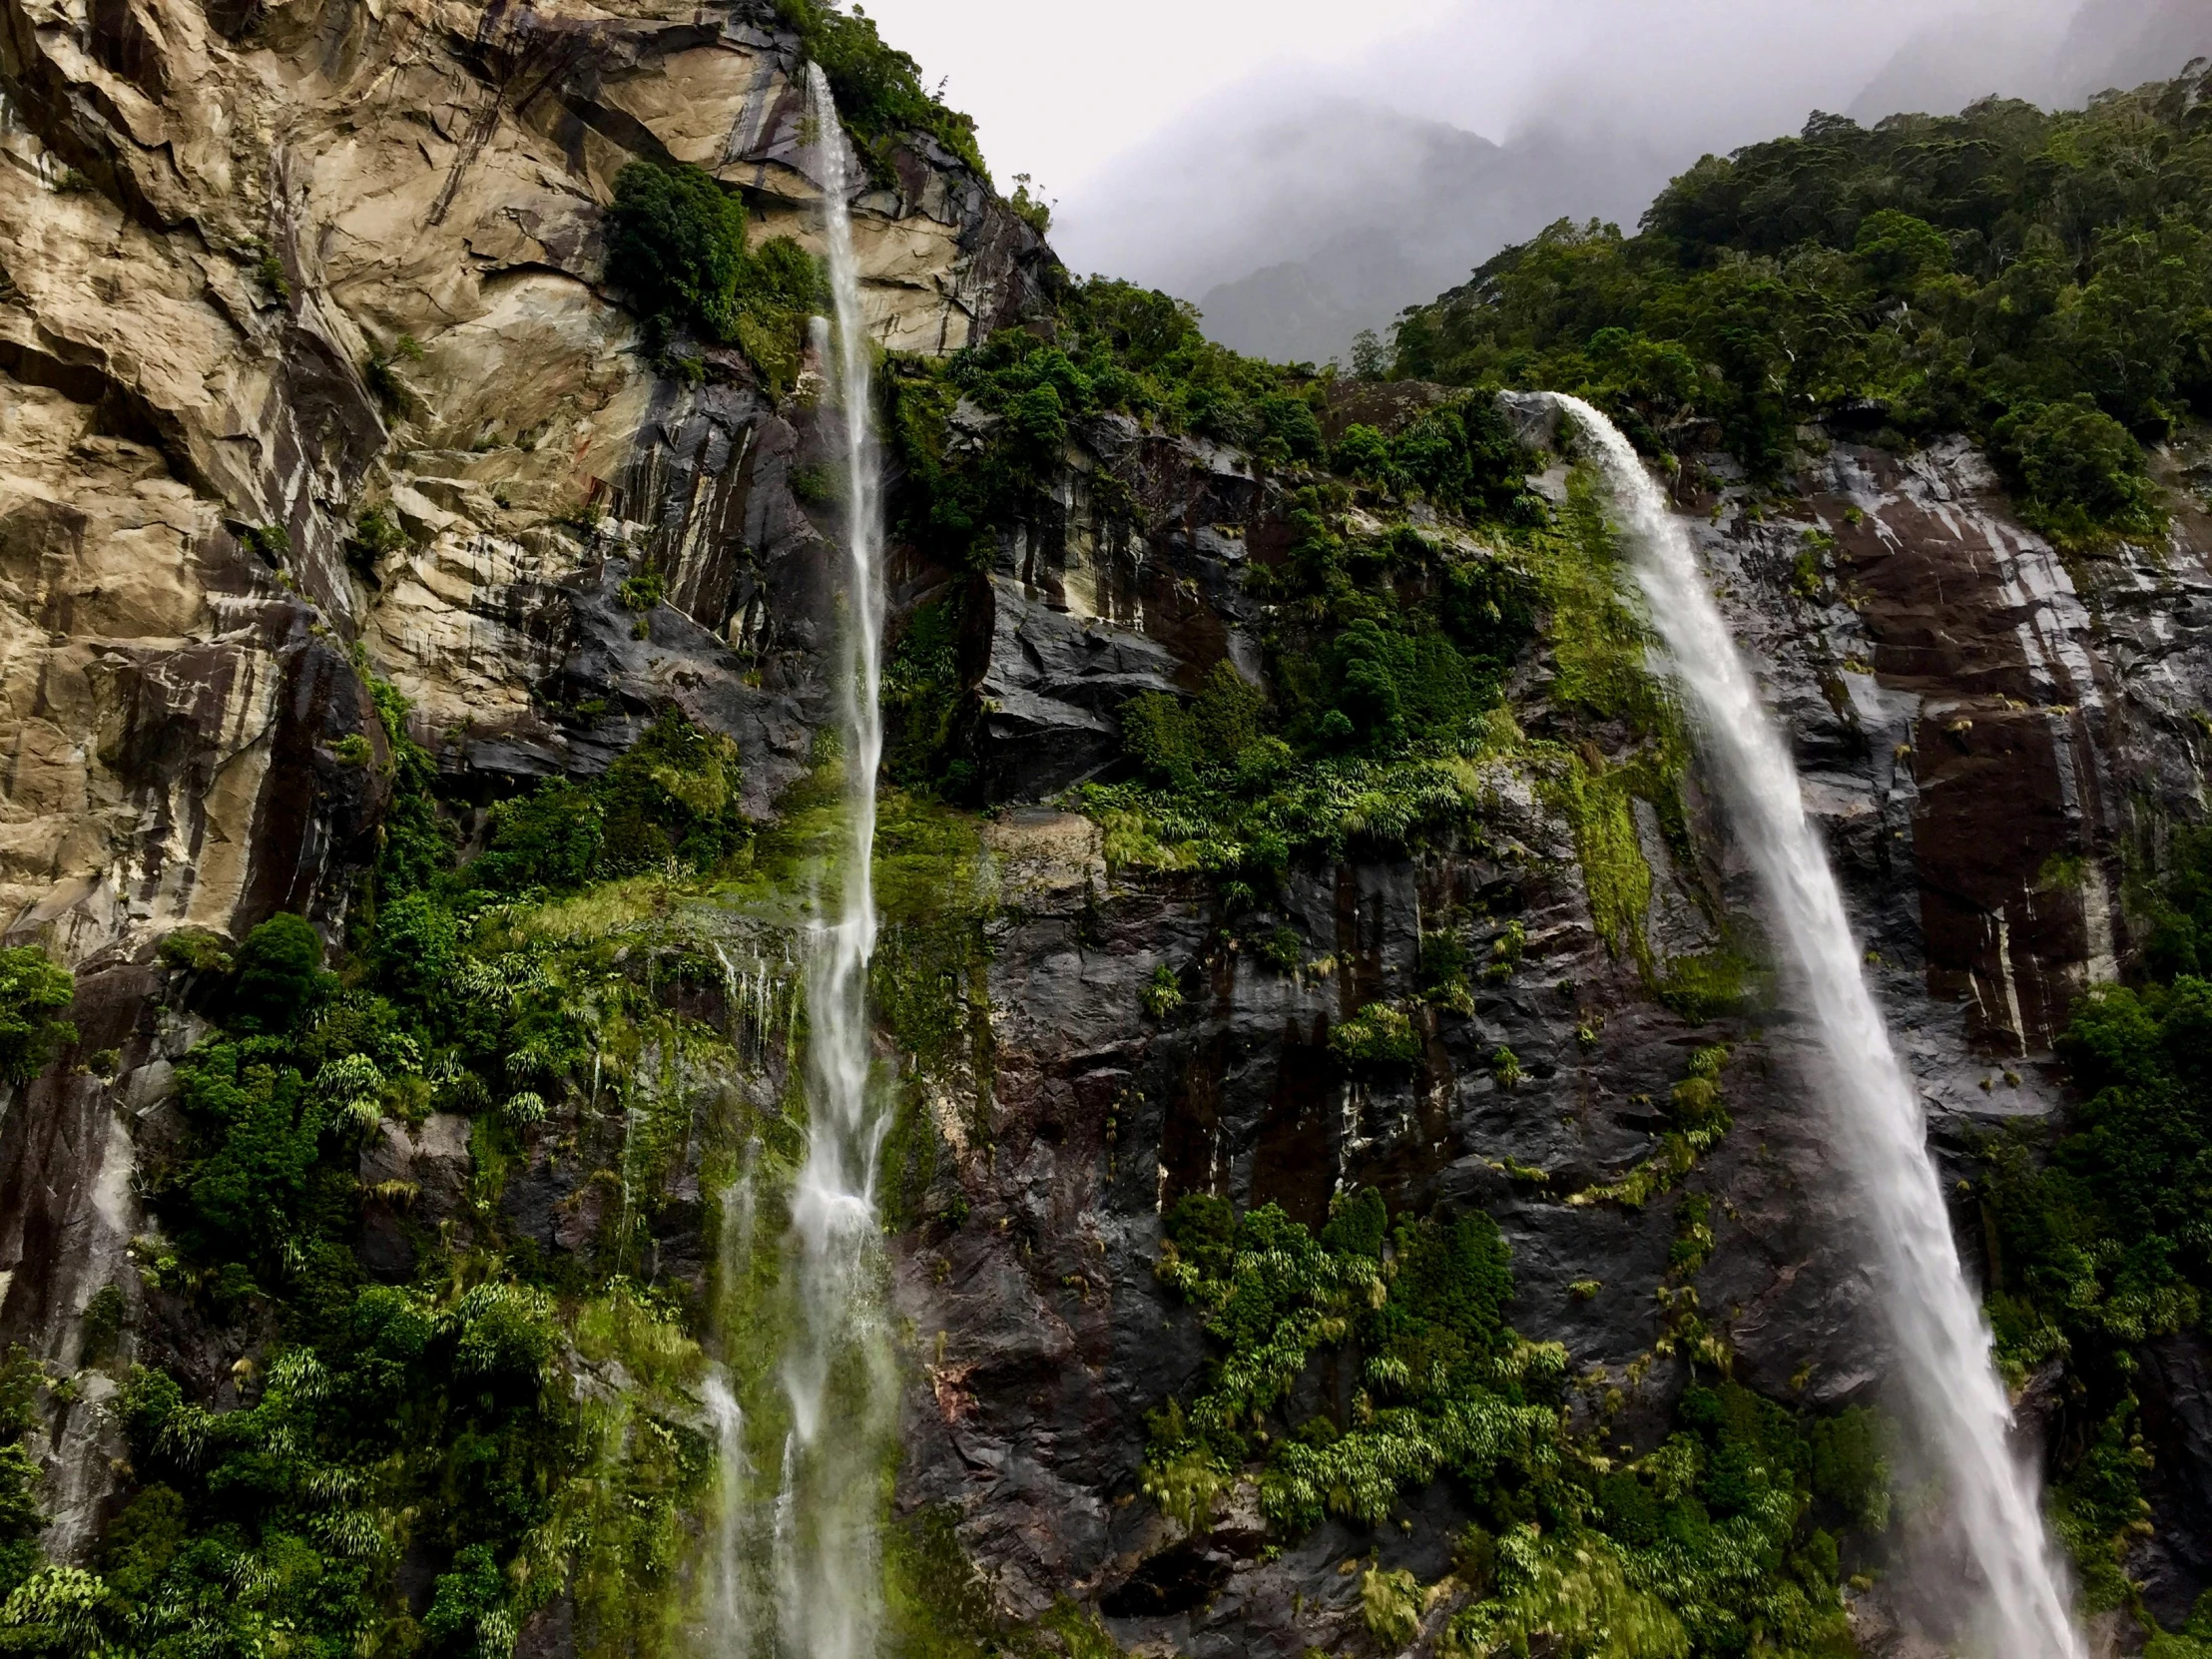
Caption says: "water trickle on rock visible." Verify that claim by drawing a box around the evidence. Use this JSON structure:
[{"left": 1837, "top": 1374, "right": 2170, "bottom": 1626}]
[{"left": 1549, "top": 393, "right": 2085, "bottom": 1659}]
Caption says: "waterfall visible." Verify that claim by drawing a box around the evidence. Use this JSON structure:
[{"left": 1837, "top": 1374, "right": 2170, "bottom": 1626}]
[
  {"left": 779, "top": 64, "right": 895, "bottom": 1659},
  {"left": 1549, "top": 395, "right": 2084, "bottom": 1659},
  {"left": 707, "top": 68, "right": 894, "bottom": 1659}
]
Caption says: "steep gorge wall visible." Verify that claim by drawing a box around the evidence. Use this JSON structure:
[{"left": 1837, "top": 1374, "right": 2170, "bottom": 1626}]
[
  {"left": 2, "top": 2, "right": 2212, "bottom": 1654},
  {"left": 887, "top": 404, "right": 2212, "bottom": 1654},
  {"left": 0, "top": 0, "right": 1041, "bottom": 1548}
]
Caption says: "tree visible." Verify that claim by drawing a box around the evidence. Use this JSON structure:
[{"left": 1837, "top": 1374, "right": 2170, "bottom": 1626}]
[
  {"left": 228, "top": 914, "right": 328, "bottom": 1034},
  {"left": 0, "top": 947, "right": 74, "bottom": 1082}
]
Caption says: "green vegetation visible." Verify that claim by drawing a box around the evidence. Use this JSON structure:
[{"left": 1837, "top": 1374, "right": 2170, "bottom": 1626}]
[
  {"left": 362, "top": 335, "right": 422, "bottom": 415},
  {"left": 1975, "top": 824, "right": 2212, "bottom": 1625},
  {"left": 1331, "top": 1002, "right": 1422, "bottom": 1069},
  {"left": 1391, "top": 67, "right": 2212, "bottom": 545},
  {"left": 883, "top": 279, "right": 1336, "bottom": 579},
  {"left": 6, "top": 656, "right": 801, "bottom": 1659},
  {"left": 1144, "top": 1190, "right": 1884, "bottom": 1656},
  {"left": 0, "top": 945, "right": 75, "bottom": 1082},
  {"left": 459, "top": 712, "right": 750, "bottom": 900},
  {"left": 875, "top": 269, "right": 1706, "bottom": 944},
  {"left": 1074, "top": 466, "right": 1688, "bottom": 973},
  {"left": 773, "top": 0, "right": 987, "bottom": 180},
  {"left": 603, "top": 160, "right": 825, "bottom": 389},
  {"left": 0, "top": 1350, "right": 41, "bottom": 1606}
]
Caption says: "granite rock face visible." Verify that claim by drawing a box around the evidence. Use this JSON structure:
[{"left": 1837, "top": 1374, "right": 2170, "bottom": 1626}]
[
  {"left": 889, "top": 419, "right": 2212, "bottom": 1656},
  {"left": 3, "top": 1, "right": 2212, "bottom": 1651},
  {"left": 0, "top": 0, "right": 1040, "bottom": 1558}
]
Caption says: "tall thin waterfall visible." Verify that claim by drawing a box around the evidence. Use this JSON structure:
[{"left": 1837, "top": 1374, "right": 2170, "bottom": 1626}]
[
  {"left": 1548, "top": 395, "right": 2084, "bottom": 1659},
  {"left": 770, "top": 66, "right": 895, "bottom": 1659}
]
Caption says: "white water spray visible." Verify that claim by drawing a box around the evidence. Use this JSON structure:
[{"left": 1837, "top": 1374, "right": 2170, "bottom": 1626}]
[
  {"left": 1549, "top": 395, "right": 2084, "bottom": 1659},
  {"left": 772, "top": 65, "right": 896, "bottom": 1659}
]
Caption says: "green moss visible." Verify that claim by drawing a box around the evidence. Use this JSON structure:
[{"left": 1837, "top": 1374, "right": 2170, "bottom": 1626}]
[
  {"left": 1656, "top": 950, "right": 1753, "bottom": 1022},
  {"left": 1543, "top": 756, "right": 1653, "bottom": 966},
  {"left": 880, "top": 1506, "right": 996, "bottom": 1659}
]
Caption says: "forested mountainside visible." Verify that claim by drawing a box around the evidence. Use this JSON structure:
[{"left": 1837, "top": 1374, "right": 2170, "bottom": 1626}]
[
  {"left": 0, "top": 1, "right": 2210, "bottom": 1654},
  {"left": 1392, "top": 74, "right": 2212, "bottom": 547}
]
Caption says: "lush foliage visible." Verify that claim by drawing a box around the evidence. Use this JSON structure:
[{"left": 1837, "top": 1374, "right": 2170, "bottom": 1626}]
[
  {"left": 0, "top": 945, "right": 75, "bottom": 1083},
  {"left": 12, "top": 673, "right": 777, "bottom": 1659},
  {"left": 603, "top": 160, "right": 824, "bottom": 387},
  {"left": 1145, "top": 1191, "right": 1882, "bottom": 1657},
  {"left": 1391, "top": 68, "right": 2212, "bottom": 542},
  {"left": 0, "top": 1350, "right": 41, "bottom": 1607},
  {"left": 884, "top": 280, "right": 1336, "bottom": 575},
  {"left": 1077, "top": 467, "right": 1686, "bottom": 954},
  {"left": 1973, "top": 826, "right": 2212, "bottom": 1628},
  {"left": 456, "top": 713, "right": 751, "bottom": 905},
  {"left": 773, "top": 0, "right": 987, "bottom": 179}
]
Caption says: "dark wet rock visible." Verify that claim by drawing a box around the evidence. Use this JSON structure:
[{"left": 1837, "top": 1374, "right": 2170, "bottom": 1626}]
[{"left": 1099, "top": 1540, "right": 1235, "bottom": 1616}]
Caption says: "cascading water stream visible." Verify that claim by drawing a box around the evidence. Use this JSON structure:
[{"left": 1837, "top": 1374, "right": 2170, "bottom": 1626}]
[
  {"left": 1548, "top": 394, "right": 2083, "bottom": 1658},
  {"left": 707, "top": 67, "right": 894, "bottom": 1659}
]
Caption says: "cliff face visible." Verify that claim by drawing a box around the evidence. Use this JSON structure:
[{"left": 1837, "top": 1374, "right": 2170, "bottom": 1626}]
[
  {"left": 892, "top": 403, "right": 2212, "bottom": 1653},
  {"left": 2, "top": 5, "right": 2211, "bottom": 1657},
  {"left": 0, "top": 0, "right": 1047, "bottom": 1567}
]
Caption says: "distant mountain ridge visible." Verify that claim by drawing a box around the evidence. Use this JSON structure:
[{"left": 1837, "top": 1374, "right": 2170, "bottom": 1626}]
[{"left": 1154, "top": 0, "right": 2212, "bottom": 364}]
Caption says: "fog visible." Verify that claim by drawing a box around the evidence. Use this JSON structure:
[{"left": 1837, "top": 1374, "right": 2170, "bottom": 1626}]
[{"left": 1026, "top": 0, "right": 2210, "bottom": 362}]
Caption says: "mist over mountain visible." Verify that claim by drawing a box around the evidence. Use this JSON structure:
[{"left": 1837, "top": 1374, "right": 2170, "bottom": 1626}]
[
  {"left": 1055, "top": 0, "right": 2212, "bottom": 364},
  {"left": 1186, "top": 120, "right": 1677, "bottom": 364}
]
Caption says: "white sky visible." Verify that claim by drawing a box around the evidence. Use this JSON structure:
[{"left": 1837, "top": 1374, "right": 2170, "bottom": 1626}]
[
  {"left": 853, "top": 0, "right": 2169, "bottom": 303},
  {"left": 856, "top": 0, "right": 1459, "bottom": 196}
]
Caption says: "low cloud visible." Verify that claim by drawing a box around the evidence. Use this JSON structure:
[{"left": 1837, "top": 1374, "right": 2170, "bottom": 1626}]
[{"left": 1050, "top": 0, "right": 2209, "bottom": 363}]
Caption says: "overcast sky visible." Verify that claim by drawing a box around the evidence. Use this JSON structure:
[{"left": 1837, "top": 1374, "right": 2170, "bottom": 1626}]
[
  {"left": 853, "top": 0, "right": 2207, "bottom": 354},
  {"left": 858, "top": 0, "right": 1461, "bottom": 196},
  {"left": 861, "top": 0, "right": 2103, "bottom": 201}
]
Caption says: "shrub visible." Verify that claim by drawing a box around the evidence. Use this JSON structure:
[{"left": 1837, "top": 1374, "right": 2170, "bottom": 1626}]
[
  {"left": 0, "top": 946, "right": 74, "bottom": 1082},
  {"left": 1362, "top": 1566, "right": 1420, "bottom": 1646},
  {"left": 466, "top": 781, "right": 605, "bottom": 899},
  {"left": 79, "top": 1286, "right": 125, "bottom": 1368},
  {"left": 596, "top": 712, "right": 749, "bottom": 875},
  {"left": 1990, "top": 396, "right": 2166, "bottom": 548},
  {"left": 239, "top": 523, "right": 289, "bottom": 565},
  {"left": 345, "top": 506, "right": 407, "bottom": 579},
  {"left": 1808, "top": 1405, "right": 1891, "bottom": 1530},
  {"left": 1006, "top": 174, "right": 1050, "bottom": 235},
  {"left": 422, "top": 1543, "right": 504, "bottom": 1657},
  {"left": 1332, "top": 1002, "right": 1420, "bottom": 1067},
  {"left": 1140, "top": 964, "right": 1183, "bottom": 1019},
  {"left": 1119, "top": 663, "right": 1265, "bottom": 791},
  {"left": 605, "top": 161, "right": 750, "bottom": 342},
  {"left": 1333, "top": 423, "right": 1393, "bottom": 484},
  {"left": 172, "top": 1040, "right": 327, "bottom": 1261},
  {"left": 1257, "top": 925, "right": 1305, "bottom": 975},
  {"left": 227, "top": 914, "right": 328, "bottom": 1034},
  {"left": 158, "top": 929, "right": 233, "bottom": 975},
  {"left": 363, "top": 335, "right": 422, "bottom": 413},
  {"left": 617, "top": 568, "right": 665, "bottom": 612},
  {"left": 604, "top": 161, "right": 824, "bottom": 384}
]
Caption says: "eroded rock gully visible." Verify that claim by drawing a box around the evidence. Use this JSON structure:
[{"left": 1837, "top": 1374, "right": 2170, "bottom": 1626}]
[{"left": 1, "top": 0, "right": 2211, "bottom": 1650}]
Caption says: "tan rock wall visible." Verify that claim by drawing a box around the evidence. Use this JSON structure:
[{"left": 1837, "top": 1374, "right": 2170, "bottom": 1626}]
[{"left": 0, "top": 0, "right": 1046, "bottom": 962}]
